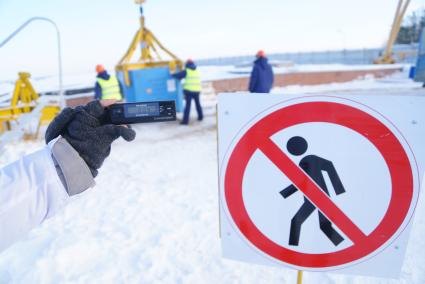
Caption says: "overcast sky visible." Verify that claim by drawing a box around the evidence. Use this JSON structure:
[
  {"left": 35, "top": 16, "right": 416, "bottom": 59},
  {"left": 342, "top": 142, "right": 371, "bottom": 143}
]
[{"left": 1, "top": 0, "right": 424, "bottom": 80}]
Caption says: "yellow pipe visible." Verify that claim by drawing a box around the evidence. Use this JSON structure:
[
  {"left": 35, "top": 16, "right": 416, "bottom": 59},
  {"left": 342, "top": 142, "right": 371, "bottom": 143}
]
[
  {"left": 118, "top": 29, "right": 142, "bottom": 65},
  {"left": 148, "top": 29, "right": 181, "bottom": 61},
  {"left": 22, "top": 76, "right": 39, "bottom": 101},
  {"left": 116, "top": 61, "right": 174, "bottom": 71},
  {"left": 11, "top": 79, "right": 21, "bottom": 107},
  {"left": 123, "top": 66, "right": 130, "bottom": 86},
  {"left": 147, "top": 33, "right": 163, "bottom": 61}
]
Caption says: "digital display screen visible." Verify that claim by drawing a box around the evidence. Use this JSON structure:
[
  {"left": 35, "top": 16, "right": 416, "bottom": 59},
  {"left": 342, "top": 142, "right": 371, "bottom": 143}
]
[{"left": 124, "top": 102, "right": 160, "bottom": 117}]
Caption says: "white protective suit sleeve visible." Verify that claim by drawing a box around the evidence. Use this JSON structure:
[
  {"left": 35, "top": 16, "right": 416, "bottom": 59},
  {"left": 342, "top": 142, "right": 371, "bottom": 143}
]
[{"left": 0, "top": 141, "right": 70, "bottom": 252}]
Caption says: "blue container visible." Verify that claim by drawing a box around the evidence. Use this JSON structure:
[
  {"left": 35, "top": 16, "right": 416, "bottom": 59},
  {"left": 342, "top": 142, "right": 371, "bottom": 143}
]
[{"left": 117, "top": 66, "right": 183, "bottom": 112}]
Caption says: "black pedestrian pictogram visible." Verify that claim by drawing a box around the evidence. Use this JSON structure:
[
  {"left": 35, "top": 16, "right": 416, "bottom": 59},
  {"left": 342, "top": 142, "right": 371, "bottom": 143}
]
[{"left": 280, "top": 136, "right": 346, "bottom": 246}]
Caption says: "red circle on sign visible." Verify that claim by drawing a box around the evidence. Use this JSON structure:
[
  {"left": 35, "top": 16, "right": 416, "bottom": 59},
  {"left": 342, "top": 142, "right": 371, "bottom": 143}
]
[{"left": 224, "top": 101, "right": 414, "bottom": 268}]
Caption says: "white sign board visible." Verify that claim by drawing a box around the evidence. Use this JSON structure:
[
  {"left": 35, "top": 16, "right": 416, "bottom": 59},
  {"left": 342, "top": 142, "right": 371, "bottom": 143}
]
[
  {"left": 167, "top": 79, "right": 176, "bottom": 92},
  {"left": 218, "top": 93, "right": 425, "bottom": 278}
]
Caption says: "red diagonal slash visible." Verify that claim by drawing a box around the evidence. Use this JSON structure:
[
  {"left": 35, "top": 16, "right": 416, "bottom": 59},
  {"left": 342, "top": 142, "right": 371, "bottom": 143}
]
[{"left": 259, "top": 137, "right": 367, "bottom": 244}]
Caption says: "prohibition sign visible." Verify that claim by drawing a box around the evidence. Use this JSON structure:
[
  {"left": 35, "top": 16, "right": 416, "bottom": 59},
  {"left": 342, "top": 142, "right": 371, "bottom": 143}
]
[{"left": 223, "top": 101, "right": 415, "bottom": 268}]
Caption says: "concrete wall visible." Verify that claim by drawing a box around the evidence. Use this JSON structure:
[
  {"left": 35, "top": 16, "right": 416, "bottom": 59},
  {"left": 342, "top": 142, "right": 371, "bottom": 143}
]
[{"left": 209, "top": 67, "right": 402, "bottom": 93}]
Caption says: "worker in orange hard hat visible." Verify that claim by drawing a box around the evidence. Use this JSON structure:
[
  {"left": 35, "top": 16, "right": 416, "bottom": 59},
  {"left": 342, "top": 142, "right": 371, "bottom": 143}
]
[
  {"left": 96, "top": 64, "right": 105, "bottom": 73},
  {"left": 94, "top": 64, "right": 124, "bottom": 101},
  {"left": 256, "top": 50, "right": 265, "bottom": 57},
  {"left": 249, "top": 50, "right": 274, "bottom": 93}
]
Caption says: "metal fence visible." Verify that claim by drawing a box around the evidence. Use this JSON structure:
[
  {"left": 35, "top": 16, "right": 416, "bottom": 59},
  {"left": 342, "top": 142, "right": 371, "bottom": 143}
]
[{"left": 197, "top": 45, "right": 418, "bottom": 66}]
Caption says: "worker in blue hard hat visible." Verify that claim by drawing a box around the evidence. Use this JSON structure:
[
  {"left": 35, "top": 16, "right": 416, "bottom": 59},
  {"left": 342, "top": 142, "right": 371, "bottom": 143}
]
[
  {"left": 94, "top": 64, "right": 124, "bottom": 101},
  {"left": 172, "top": 59, "right": 203, "bottom": 125}
]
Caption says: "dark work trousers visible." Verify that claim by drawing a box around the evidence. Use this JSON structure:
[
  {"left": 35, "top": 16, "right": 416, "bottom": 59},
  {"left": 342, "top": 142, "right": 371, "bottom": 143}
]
[{"left": 182, "top": 90, "right": 203, "bottom": 124}]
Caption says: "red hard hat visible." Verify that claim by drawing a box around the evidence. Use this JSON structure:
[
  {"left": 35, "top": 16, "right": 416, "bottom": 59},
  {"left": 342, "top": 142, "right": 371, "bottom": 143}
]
[
  {"left": 256, "top": 50, "right": 265, "bottom": 57},
  {"left": 96, "top": 64, "right": 105, "bottom": 73}
]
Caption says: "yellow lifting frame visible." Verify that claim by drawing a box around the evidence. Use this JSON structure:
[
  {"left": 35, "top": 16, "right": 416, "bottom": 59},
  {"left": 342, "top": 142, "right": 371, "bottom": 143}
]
[
  {"left": 12, "top": 72, "right": 39, "bottom": 109},
  {"left": 0, "top": 72, "right": 38, "bottom": 132},
  {"left": 0, "top": 72, "right": 60, "bottom": 137},
  {"left": 116, "top": 2, "right": 183, "bottom": 86}
]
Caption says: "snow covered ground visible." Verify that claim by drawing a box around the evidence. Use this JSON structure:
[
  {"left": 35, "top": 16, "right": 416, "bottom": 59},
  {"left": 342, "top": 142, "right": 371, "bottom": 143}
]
[
  {"left": 0, "top": 70, "right": 424, "bottom": 283},
  {"left": 272, "top": 71, "right": 423, "bottom": 95}
]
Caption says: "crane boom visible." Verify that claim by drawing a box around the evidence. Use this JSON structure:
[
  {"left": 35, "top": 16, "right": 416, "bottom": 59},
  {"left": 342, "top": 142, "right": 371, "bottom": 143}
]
[{"left": 374, "top": 0, "right": 411, "bottom": 64}]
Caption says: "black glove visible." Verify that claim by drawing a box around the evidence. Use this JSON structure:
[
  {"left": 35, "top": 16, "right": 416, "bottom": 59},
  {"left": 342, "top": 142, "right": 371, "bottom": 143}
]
[{"left": 45, "top": 100, "right": 136, "bottom": 177}]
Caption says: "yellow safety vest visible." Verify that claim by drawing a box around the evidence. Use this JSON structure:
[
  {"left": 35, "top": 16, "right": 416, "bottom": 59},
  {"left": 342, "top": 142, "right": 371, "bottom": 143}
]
[
  {"left": 183, "top": 68, "right": 202, "bottom": 92},
  {"left": 97, "top": 75, "right": 123, "bottom": 100}
]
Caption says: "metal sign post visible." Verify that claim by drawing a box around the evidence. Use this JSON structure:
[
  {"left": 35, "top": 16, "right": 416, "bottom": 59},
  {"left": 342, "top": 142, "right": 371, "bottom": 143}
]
[{"left": 297, "top": 271, "right": 303, "bottom": 284}]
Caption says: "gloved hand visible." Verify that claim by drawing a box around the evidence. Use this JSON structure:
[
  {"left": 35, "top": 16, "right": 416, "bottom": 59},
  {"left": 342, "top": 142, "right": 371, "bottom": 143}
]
[{"left": 45, "top": 100, "right": 136, "bottom": 177}]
